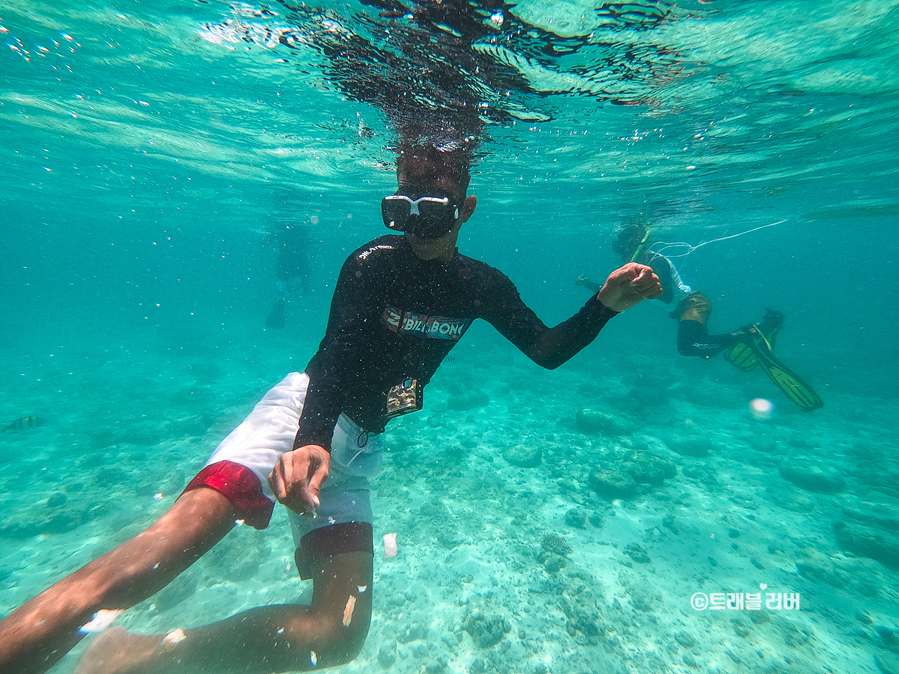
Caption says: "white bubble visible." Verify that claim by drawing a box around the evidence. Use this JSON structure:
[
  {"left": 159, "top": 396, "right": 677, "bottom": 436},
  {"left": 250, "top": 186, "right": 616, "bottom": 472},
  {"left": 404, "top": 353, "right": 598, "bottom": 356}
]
[
  {"left": 383, "top": 532, "right": 398, "bottom": 558},
  {"left": 309, "top": 215, "right": 320, "bottom": 225},
  {"left": 750, "top": 398, "right": 774, "bottom": 419}
]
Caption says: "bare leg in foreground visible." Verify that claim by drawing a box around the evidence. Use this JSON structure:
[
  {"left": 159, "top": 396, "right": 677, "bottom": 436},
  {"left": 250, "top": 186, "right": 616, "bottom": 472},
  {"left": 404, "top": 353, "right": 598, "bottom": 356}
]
[
  {"left": 74, "top": 550, "right": 374, "bottom": 674},
  {"left": 0, "top": 488, "right": 238, "bottom": 674}
]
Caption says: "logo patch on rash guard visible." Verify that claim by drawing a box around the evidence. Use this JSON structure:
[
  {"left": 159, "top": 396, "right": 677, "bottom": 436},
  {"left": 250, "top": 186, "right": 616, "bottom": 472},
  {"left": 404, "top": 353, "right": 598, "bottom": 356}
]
[{"left": 381, "top": 306, "right": 472, "bottom": 340}]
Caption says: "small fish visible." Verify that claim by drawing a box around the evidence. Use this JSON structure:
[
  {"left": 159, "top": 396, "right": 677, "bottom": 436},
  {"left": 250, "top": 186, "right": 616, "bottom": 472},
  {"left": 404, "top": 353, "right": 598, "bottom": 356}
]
[{"left": 4, "top": 416, "right": 42, "bottom": 432}]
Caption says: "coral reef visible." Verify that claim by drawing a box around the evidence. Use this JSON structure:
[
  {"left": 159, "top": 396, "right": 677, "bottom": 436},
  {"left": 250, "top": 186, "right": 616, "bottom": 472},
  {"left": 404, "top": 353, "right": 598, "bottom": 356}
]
[{"left": 462, "top": 609, "right": 510, "bottom": 649}]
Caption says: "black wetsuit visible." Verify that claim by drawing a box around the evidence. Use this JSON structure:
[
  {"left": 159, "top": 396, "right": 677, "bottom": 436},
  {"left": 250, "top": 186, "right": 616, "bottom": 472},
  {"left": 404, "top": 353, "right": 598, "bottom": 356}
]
[
  {"left": 295, "top": 235, "right": 617, "bottom": 450},
  {"left": 638, "top": 248, "right": 738, "bottom": 358}
]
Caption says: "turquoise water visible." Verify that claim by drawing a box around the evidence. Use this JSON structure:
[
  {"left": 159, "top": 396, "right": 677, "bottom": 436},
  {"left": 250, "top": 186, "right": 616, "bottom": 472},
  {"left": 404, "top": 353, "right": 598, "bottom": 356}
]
[{"left": 1, "top": 1, "right": 898, "bottom": 673}]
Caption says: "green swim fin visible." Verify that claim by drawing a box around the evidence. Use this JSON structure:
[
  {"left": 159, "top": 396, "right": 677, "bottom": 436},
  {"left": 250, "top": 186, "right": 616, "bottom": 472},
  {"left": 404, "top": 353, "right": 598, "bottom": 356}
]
[
  {"left": 724, "top": 339, "right": 760, "bottom": 372},
  {"left": 744, "top": 325, "right": 823, "bottom": 411},
  {"left": 724, "top": 309, "right": 782, "bottom": 372}
]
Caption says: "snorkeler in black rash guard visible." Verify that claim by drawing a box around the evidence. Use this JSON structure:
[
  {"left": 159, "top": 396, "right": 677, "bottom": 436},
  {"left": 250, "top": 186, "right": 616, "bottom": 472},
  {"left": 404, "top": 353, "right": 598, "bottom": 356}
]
[
  {"left": 297, "top": 233, "right": 616, "bottom": 448},
  {"left": 0, "top": 144, "right": 661, "bottom": 674}
]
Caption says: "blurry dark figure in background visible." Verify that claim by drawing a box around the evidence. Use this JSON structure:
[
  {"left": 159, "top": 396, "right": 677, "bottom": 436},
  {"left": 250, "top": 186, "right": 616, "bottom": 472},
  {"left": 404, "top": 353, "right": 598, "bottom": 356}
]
[
  {"left": 265, "top": 222, "right": 312, "bottom": 330},
  {"left": 576, "top": 222, "right": 823, "bottom": 410}
]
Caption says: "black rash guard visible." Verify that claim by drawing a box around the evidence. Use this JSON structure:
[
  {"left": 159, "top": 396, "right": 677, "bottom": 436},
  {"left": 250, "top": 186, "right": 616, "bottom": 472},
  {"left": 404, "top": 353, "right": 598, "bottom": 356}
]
[{"left": 295, "top": 235, "right": 618, "bottom": 451}]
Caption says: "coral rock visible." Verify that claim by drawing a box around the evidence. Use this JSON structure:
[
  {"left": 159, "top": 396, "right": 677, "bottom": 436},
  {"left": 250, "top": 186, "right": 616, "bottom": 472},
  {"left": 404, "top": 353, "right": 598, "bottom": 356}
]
[
  {"left": 575, "top": 408, "right": 630, "bottom": 436},
  {"left": 463, "top": 610, "right": 510, "bottom": 649},
  {"left": 779, "top": 461, "right": 845, "bottom": 493},
  {"left": 503, "top": 443, "right": 542, "bottom": 468}
]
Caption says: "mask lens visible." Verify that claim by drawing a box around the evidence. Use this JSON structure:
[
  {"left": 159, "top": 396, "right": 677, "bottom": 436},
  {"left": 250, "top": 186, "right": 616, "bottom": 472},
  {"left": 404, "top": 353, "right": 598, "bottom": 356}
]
[
  {"left": 414, "top": 200, "right": 457, "bottom": 239},
  {"left": 381, "top": 196, "right": 458, "bottom": 239},
  {"left": 382, "top": 197, "right": 411, "bottom": 231}
]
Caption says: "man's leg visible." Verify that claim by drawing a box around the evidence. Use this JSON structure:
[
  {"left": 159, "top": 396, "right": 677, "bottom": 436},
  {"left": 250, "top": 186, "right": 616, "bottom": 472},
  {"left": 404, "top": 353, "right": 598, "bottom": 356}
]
[
  {"left": 674, "top": 291, "right": 741, "bottom": 357},
  {"left": 72, "top": 415, "right": 382, "bottom": 674},
  {"left": 0, "top": 372, "right": 309, "bottom": 674},
  {"left": 0, "top": 488, "right": 238, "bottom": 674},
  {"left": 73, "top": 549, "right": 374, "bottom": 674}
]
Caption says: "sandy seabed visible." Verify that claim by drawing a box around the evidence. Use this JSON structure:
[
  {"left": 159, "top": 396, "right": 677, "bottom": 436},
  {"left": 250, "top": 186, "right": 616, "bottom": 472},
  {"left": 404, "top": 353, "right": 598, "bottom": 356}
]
[{"left": 1, "top": 329, "right": 897, "bottom": 674}]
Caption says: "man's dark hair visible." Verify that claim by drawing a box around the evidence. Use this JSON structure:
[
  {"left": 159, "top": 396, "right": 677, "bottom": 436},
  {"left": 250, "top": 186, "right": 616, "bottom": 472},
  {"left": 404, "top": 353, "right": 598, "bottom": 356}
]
[
  {"left": 396, "top": 142, "right": 472, "bottom": 194},
  {"left": 612, "top": 221, "right": 650, "bottom": 257}
]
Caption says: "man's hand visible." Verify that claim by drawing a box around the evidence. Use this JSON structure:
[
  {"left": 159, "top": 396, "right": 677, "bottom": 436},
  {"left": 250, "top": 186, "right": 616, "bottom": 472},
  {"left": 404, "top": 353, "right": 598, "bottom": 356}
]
[
  {"left": 268, "top": 444, "right": 330, "bottom": 516},
  {"left": 597, "top": 263, "right": 662, "bottom": 312}
]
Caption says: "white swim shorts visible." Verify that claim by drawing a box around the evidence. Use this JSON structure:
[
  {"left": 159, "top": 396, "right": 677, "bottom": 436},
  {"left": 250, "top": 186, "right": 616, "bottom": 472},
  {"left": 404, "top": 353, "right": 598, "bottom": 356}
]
[{"left": 182, "top": 372, "right": 383, "bottom": 576}]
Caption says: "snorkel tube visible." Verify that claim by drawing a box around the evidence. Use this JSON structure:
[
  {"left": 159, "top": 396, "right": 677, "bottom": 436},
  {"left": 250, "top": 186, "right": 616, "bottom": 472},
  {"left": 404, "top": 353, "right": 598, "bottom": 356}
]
[
  {"left": 613, "top": 223, "right": 653, "bottom": 263},
  {"left": 628, "top": 227, "right": 653, "bottom": 263}
]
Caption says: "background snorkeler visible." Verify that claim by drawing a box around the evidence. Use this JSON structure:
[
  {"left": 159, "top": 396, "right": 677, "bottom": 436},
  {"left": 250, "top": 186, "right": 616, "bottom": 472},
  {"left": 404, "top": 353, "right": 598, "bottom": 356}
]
[{"left": 576, "top": 220, "right": 822, "bottom": 410}]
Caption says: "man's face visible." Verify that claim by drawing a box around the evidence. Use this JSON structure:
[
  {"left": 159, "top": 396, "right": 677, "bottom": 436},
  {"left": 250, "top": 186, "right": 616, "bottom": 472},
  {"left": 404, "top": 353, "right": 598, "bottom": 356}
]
[
  {"left": 395, "top": 154, "right": 474, "bottom": 262},
  {"left": 396, "top": 154, "right": 466, "bottom": 205},
  {"left": 404, "top": 218, "right": 463, "bottom": 261}
]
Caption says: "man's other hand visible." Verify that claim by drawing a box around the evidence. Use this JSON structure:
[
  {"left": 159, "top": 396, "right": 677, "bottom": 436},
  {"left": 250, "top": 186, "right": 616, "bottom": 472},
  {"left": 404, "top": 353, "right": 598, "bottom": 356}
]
[
  {"left": 269, "top": 444, "right": 330, "bottom": 515},
  {"left": 597, "top": 263, "right": 662, "bottom": 312}
]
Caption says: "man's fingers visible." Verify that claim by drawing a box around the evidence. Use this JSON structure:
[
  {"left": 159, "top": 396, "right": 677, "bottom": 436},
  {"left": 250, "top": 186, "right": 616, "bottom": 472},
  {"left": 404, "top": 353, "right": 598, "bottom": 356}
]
[
  {"left": 628, "top": 266, "right": 654, "bottom": 285},
  {"left": 305, "top": 463, "right": 329, "bottom": 510},
  {"left": 298, "top": 454, "right": 328, "bottom": 511},
  {"left": 609, "top": 262, "right": 652, "bottom": 286},
  {"left": 267, "top": 446, "right": 331, "bottom": 514},
  {"left": 610, "top": 265, "right": 636, "bottom": 283},
  {"left": 268, "top": 464, "right": 287, "bottom": 503},
  {"left": 269, "top": 451, "right": 304, "bottom": 506},
  {"left": 635, "top": 279, "right": 662, "bottom": 294},
  {"left": 629, "top": 269, "right": 650, "bottom": 285},
  {"left": 627, "top": 267, "right": 661, "bottom": 295}
]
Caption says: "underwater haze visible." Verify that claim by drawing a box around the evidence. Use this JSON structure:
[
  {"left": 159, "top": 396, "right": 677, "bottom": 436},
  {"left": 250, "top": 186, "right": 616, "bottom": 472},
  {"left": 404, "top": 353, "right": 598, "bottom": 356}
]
[{"left": 1, "top": 1, "right": 898, "bottom": 673}]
